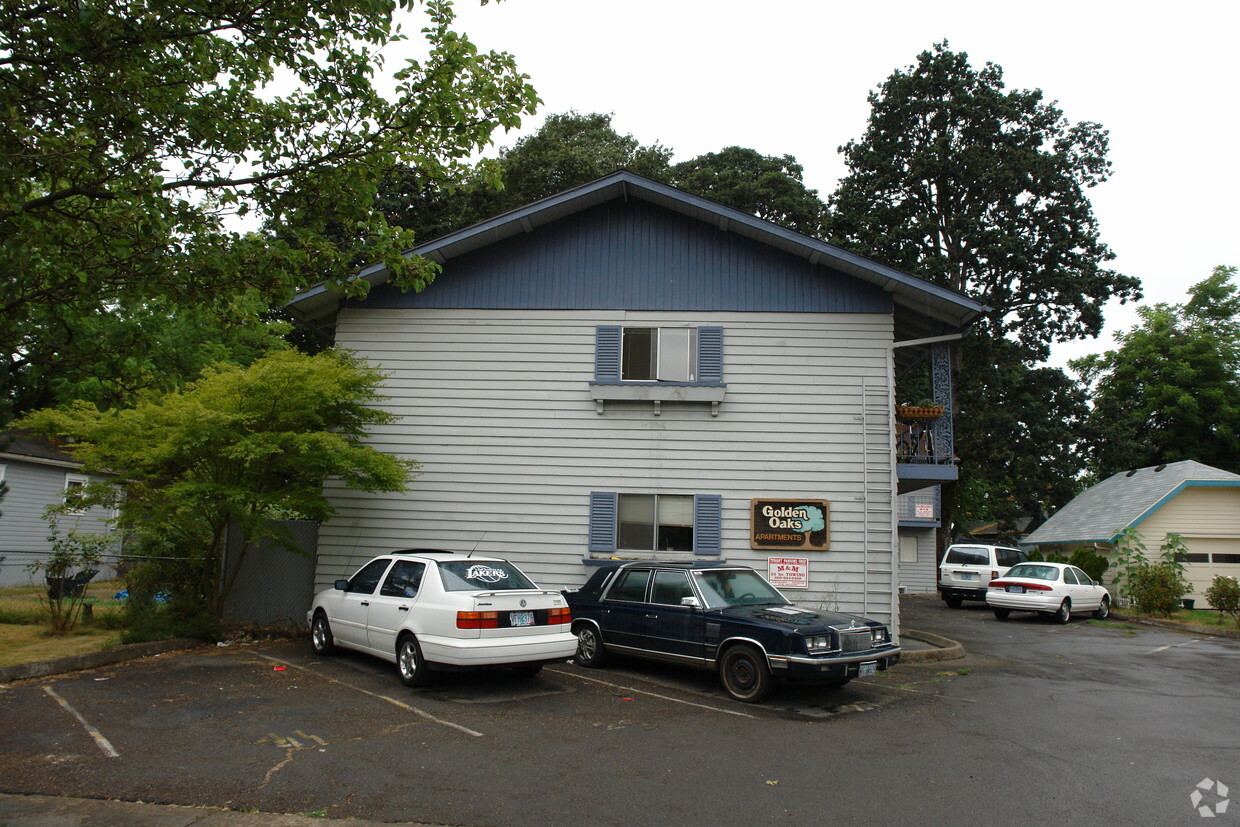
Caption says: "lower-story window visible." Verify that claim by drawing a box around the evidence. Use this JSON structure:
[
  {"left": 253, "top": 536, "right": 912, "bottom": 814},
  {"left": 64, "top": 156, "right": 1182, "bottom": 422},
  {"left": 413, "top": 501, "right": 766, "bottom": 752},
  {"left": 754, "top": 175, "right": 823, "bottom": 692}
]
[
  {"left": 588, "top": 491, "right": 722, "bottom": 557},
  {"left": 618, "top": 493, "right": 693, "bottom": 551}
]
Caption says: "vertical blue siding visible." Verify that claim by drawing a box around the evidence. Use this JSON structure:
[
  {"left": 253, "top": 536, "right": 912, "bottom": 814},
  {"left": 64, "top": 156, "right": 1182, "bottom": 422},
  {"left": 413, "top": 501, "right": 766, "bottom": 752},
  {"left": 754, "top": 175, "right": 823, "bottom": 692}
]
[{"left": 355, "top": 200, "right": 890, "bottom": 314}]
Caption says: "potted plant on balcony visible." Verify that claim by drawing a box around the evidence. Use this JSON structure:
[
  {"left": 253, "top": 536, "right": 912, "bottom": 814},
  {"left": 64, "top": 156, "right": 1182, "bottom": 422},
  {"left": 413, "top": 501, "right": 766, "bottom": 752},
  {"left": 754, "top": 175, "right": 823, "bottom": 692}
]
[{"left": 895, "top": 400, "right": 945, "bottom": 421}]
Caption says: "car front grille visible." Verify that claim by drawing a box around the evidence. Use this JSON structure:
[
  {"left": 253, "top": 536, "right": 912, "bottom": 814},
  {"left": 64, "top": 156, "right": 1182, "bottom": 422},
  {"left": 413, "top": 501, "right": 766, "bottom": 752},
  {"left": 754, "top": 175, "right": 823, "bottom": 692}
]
[{"left": 837, "top": 629, "right": 872, "bottom": 653}]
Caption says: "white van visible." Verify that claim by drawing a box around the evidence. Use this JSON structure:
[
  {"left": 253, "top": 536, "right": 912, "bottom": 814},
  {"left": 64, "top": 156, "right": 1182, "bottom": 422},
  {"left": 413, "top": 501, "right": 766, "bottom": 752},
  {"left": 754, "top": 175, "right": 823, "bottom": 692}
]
[{"left": 938, "top": 544, "right": 1029, "bottom": 607}]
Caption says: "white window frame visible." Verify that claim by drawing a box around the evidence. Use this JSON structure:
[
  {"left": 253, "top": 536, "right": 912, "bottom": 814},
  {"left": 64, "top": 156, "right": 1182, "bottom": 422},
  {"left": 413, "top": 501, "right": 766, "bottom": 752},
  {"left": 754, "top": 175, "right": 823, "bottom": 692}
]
[{"left": 622, "top": 326, "right": 697, "bottom": 382}]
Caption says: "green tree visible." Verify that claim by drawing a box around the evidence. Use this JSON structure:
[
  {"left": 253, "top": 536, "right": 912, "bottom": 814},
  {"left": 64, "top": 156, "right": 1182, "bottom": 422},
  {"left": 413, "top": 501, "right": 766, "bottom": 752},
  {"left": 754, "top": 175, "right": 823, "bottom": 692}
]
[
  {"left": 17, "top": 350, "right": 416, "bottom": 617},
  {"left": 376, "top": 111, "right": 673, "bottom": 240},
  {"left": 671, "top": 146, "right": 827, "bottom": 237},
  {"left": 828, "top": 42, "right": 1140, "bottom": 359},
  {"left": 1074, "top": 265, "right": 1240, "bottom": 476},
  {"left": 828, "top": 42, "right": 1140, "bottom": 540},
  {"left": 1, "top": 0, "right": 538, "bottom": 420}
]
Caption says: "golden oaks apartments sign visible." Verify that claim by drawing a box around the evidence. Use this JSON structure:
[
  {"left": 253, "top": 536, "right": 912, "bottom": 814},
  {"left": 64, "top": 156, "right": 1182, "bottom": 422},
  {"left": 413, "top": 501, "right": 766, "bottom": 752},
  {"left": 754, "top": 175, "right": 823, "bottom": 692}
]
[{"left": 750, "top": 499, "right": 830, "bottom": 550}]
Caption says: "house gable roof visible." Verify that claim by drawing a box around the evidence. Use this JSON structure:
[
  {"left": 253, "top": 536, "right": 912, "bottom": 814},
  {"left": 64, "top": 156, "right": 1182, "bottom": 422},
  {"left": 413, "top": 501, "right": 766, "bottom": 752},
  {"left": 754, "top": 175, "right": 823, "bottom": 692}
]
[
  {"left": 288, "top": 171, "right": 986, "bottom": 336},
  {"left": 1022, "top": 460, "right": 1240, "bottom": 546}
]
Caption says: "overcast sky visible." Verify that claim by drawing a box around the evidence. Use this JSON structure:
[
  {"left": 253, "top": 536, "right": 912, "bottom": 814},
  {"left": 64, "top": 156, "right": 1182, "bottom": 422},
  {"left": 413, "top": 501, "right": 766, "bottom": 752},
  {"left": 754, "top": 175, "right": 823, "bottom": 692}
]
[{"left": 425, "top": 0, "right": 1239, "bottom": 369}]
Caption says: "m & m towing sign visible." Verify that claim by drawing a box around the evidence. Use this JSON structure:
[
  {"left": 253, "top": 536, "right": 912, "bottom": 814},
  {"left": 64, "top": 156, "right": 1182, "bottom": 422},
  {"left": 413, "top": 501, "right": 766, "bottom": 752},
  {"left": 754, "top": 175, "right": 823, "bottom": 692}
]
[
  {"left": 767, "top": 557, "right": 810, "bottom": 589},
  {"left": 750, "top": 499, "right": 830, "bottom": 550}
]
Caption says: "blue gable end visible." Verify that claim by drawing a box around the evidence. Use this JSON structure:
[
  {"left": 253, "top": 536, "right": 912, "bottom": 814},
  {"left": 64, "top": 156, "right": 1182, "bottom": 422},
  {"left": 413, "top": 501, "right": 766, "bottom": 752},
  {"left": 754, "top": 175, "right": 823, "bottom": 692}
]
[{"left": 354, "top": 200, "right": 890, "bottom": 314}]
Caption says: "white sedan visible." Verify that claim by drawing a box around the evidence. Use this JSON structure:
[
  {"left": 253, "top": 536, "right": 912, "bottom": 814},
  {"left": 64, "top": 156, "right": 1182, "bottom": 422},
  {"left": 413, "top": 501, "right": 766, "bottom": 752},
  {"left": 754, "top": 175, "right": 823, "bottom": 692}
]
[
  {"left": 307, "top": 550, "right": 577, "bottom": 686},
  {"left": 985, "top": 562, "right": 1111, "bottom": 623}
]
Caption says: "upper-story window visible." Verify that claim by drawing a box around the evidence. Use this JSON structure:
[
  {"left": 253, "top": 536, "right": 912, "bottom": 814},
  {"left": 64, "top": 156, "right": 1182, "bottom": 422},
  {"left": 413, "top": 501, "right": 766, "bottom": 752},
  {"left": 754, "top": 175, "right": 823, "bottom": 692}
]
[
  {"left": 622, "top": 327, "right": 696, "bottom": 381},
  {"left": 594, "top": 325, "right": 724, "bottom": 386}
]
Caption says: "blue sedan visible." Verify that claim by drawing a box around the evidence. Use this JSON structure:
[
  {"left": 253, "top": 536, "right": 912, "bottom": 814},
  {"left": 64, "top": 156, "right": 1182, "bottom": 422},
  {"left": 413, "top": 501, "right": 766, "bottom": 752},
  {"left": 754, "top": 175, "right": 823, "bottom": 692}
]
[{"left": 564, "top": 562, "right": 900, "bottom": 703}]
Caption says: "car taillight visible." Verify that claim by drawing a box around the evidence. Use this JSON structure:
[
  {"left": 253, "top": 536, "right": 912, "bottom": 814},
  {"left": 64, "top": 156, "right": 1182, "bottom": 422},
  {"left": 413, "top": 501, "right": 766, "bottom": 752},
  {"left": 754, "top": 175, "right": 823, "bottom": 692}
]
[
  {"left": 989, "top": 580, "right": 1053, "bottom": 591},
  {"left": 547, "top": 606, "right": 572, "bottom": 625},
  {"left": 457, "top": 611, "right": 499, "bottom": 629},
  {"left": 991, "top": 570, "right": 999, "bottom": 580}
]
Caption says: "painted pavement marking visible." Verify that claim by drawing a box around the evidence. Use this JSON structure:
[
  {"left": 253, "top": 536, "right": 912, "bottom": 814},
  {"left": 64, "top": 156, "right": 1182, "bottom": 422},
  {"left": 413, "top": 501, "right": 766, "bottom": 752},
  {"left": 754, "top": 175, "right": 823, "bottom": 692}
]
[
  {"left": 547, "top": 667, "right": 757, "bottom": 718},
  {"left": 254, "top": 653, "right": 484, "bottom": 738},
  {"left": 43, "top": 686, "right": 120, "bottom": 758}
]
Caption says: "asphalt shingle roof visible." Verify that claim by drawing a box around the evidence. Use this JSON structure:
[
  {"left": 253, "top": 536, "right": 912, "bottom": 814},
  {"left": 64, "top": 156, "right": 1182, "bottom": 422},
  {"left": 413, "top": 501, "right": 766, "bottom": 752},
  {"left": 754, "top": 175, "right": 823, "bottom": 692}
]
[{"left": 1023, "top": 460, "right": 1240, "bottom": 545}]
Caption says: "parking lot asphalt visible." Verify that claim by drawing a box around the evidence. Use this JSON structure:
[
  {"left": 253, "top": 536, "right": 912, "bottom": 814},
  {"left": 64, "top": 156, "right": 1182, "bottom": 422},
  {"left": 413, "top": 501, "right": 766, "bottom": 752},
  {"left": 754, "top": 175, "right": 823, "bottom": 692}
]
[{"left": 1, "top": 595, "right": 1237, "bottom": 825}]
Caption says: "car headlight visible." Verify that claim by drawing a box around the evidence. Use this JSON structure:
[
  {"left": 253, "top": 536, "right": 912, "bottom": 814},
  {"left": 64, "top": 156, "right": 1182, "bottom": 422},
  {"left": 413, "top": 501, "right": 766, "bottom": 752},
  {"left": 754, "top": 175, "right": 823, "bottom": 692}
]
[
  {"left": 871, "top": 626, "right": 890, "bottom": 645},
  {"left": 804, "top": 634, "right": 833, "bottom": 652}
]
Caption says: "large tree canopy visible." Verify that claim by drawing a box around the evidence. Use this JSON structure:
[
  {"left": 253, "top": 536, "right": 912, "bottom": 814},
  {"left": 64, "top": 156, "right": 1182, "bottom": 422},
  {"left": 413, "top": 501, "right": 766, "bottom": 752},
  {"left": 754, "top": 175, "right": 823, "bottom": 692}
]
[
  {"left": 829, "top": 42, "right": 1139, "bottom": 538},
  {"left": 1074, "top": 265, "right": 1240, "bottom": 477},
  {"left": 828, "top": 42, "right": 1140, "bottom": 361},
  {"left": 1, "top": 0, "right": 538, "bottom": 419},
  {"left": 670, "top": 147, "right": 826, "bottom": 238},
  {"left": 374, "top": 111, "right": 674, "bottom": 241},
  {"left": 373, "top": 112, "right": 830, "bottom": 245}
]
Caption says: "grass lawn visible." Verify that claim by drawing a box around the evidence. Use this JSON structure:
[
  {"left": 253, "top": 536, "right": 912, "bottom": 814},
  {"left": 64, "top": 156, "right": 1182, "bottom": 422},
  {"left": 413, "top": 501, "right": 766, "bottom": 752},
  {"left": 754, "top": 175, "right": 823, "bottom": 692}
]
[
  {"left": 0, "top": 579, "right": 127, "bottom": 668},
  {"left": 0, "top": 625, "right": 122, "bottom": 668}
]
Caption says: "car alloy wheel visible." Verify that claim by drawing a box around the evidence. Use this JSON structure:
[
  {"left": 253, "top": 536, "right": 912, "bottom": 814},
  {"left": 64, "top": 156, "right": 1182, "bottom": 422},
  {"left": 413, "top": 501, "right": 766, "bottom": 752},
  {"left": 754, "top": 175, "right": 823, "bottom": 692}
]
[
  {"left": 311, "top": 613, "right": 336, "bottom": 656},
  {"left": 573, "top": 624, "right": 607, "bottom": 667},
  {"left": 397, "top": 636, "right": 431, "bottom": 687},
  {"left": 719, "top": 644, "right": 772, "bottom": 703},
  {"left": 1093, "top": 596, "right": 1110, "bottom": 620}
]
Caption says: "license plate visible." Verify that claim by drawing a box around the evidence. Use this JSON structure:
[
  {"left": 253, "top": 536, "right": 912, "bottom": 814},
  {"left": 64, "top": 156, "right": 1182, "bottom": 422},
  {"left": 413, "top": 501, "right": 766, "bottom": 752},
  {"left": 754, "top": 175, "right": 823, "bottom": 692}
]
[
  {"left": 1006, "top": 585, "right": 1025, "bottom": 594},
  {"left": 958, "top": 572, "right": 976, "bottom": 581},
  {"left": 509, "top": 611, "right": 534, "bottom": 627},
  {"left": 859, "top": 661, "right": 877, "bottom": 677}
]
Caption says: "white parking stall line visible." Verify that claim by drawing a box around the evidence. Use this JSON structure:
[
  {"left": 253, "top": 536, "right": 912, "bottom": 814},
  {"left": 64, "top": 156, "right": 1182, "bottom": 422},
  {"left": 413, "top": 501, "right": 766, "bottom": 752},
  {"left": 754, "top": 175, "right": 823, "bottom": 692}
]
[
  {"left": 548, "top": 668, "right": 757, "bottom": 718},
  {"left": 1143, "top": 639, "right": 1204, "bottom": 655},
  {"left": 43, "top": 686, "right": 120, "bottom": 758},
  {"left": 255, "top": 654, "right": 484, "bottom": 738}
]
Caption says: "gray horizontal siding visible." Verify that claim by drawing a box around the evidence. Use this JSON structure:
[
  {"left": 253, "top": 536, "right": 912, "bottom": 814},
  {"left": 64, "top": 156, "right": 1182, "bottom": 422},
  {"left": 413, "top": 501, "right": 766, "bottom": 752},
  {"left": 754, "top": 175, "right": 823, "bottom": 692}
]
[
  {"left": 0, "top": 460, "right": 116, "bottom": 587},
  {"left": 316, "top": 309, "right": 900, "bottom": 624},
  {"left": 354, "top": 200, "right": 890, "bottom": 314}
]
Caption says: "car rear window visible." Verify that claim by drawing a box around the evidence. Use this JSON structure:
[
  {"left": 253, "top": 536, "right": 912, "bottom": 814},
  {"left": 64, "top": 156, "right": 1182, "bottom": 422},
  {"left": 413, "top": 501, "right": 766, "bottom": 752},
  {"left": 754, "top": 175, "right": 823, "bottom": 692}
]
[
  {"left": 944, "top": 547, "right": 988, "bottom": 566},
  {"left": 1005, "top": 564, "right": 1060, "bottom": 581},
  {"left": 996, "top": 548, "right": 1028, "bottom": 567},
  {"left": 436, "top": 561, "right": 538, "bottom": 591}
]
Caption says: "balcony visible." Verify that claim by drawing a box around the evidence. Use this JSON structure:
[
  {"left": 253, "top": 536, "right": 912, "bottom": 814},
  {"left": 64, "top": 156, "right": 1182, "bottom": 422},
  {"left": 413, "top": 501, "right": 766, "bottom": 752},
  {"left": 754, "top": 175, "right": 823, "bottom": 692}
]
[{"left": 892, "top": 343, "right": 958, "bottom": 495}]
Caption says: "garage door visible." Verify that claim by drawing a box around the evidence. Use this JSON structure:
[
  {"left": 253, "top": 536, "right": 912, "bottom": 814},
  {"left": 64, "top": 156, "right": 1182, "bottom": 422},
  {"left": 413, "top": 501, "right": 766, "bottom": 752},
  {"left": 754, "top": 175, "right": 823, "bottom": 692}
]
[{"left": 1183, "top": 538, "right": 1240, "bottom": 599}]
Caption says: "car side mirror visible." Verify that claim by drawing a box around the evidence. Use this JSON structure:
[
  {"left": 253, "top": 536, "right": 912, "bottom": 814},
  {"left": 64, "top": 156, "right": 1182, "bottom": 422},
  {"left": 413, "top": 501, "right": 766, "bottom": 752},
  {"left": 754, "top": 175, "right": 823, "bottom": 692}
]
[
  {"left": 334, "top": 579, "right": 350, "bottom": 591},
  {"left": 681, "top": 596, "right": 701, "bottom": 608}
]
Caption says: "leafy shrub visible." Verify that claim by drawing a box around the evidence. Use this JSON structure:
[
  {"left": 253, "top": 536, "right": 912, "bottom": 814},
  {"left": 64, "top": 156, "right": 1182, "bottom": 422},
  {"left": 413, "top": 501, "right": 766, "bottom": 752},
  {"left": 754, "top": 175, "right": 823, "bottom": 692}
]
[
  {"left": 1127, "top": 563, "right": 1190, "bottom": 617},
  {"left": 1068, "top": 547, "right": 1109, "bottom": 583},
  {"left": 1204, "top": 575, "right": 1240, "bottom": 628}
]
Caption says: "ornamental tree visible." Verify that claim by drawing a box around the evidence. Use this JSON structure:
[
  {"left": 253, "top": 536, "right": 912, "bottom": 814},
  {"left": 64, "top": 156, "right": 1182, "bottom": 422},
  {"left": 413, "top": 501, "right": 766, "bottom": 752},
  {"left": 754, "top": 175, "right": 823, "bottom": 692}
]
[{"left": 18, "top": 349, "right": 417, "bottom": 617}]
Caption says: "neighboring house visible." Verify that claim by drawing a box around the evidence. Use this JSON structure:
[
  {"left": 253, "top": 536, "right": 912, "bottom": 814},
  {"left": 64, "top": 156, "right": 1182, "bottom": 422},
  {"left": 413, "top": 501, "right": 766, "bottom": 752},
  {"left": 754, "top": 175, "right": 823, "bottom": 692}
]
[
  {"left": 288, "top": 172, "right": 984, "bottom": 629},
  {"left": 1022, "top": 460, "right": 1240, "bottom": 597},
  {"left": 0, "top": 433, "right": 118, "bottom": 588}
]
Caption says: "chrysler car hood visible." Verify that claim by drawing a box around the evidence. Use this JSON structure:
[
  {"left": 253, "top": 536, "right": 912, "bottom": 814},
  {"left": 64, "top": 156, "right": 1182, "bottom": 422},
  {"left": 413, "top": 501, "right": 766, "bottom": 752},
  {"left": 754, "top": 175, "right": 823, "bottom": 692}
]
[{"left": 715, "top": 604, "right": 876, "bottom": 632}]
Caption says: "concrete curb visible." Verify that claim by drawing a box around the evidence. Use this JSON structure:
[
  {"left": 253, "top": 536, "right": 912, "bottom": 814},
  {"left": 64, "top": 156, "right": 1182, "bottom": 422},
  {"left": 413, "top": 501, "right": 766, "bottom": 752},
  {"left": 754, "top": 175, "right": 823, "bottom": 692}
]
[
  {"left": 0, "top": 638, "right": 202, "bottom": 683},
  {"left": 899, "top": 629, "right": 965, "bottom": 662},
  {"left": 1110, "top": 612, "right": 1240, "bottom": 641}
]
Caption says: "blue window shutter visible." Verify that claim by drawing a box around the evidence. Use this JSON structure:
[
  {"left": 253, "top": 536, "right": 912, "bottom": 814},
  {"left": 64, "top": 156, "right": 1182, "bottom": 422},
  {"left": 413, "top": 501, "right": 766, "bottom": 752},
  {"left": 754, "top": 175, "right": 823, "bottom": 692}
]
[
  {"left": 588, "top": 491, "right": 618, "bottom": 552},
  {"left": 595, "top": 326, "right": 621, "bottom": 382},
  {"left": 694, "top": 494, "right": 722, "bottom": 556},
  {"left": 697, "top": 326, "right": 723, "bottom": 384}
]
